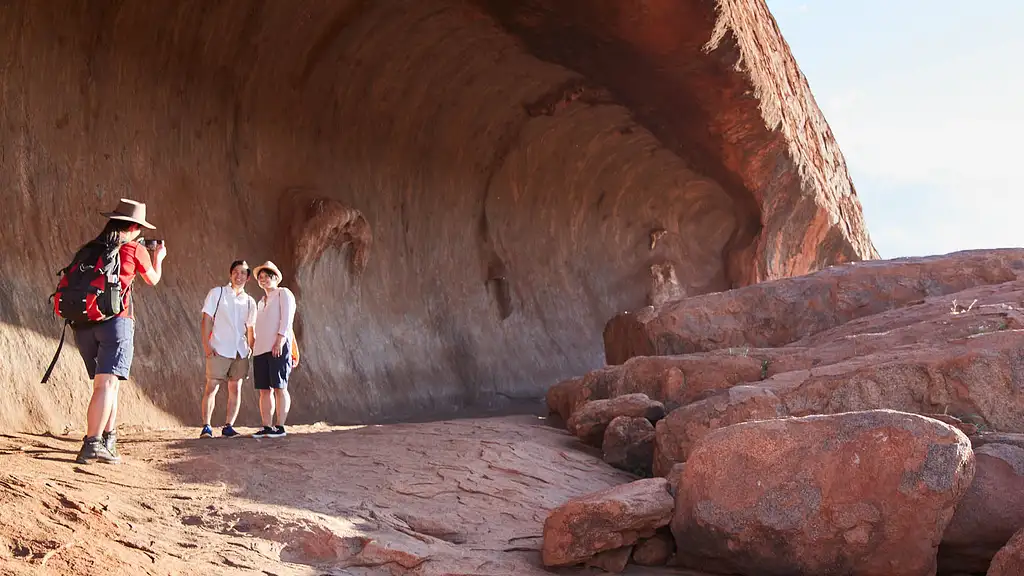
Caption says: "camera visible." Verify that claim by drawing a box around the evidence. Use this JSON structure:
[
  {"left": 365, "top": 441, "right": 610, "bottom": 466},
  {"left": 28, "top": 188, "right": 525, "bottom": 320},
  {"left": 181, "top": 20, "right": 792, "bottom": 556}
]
[{"left": 138, "top": 237, "right": 163, "bottom": 250}]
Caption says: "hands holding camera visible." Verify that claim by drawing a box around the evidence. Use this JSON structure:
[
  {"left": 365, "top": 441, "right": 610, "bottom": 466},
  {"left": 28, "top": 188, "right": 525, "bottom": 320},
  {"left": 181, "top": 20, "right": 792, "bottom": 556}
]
[{"left": 141, "top": 238, "right": 168, "bottom": 261}]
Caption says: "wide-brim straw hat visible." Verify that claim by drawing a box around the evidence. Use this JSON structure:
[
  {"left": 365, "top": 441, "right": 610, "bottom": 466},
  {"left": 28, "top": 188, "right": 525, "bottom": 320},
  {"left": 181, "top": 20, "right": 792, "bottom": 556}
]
[
  {"left": 101, "top": 198, "right": 156, "bottom": 229},
  {"left": 253, "top": 261, "right": 284, "bottom": 281}
]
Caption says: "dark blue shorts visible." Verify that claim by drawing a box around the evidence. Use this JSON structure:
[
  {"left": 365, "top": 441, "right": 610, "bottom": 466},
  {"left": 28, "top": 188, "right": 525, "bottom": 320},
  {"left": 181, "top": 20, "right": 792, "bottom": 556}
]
[
  {"left": 253, "top": 341, "right": 292, "bottom": 390},
  {"left": 72, "top": 316, "right": 135, "bottom": 380}
]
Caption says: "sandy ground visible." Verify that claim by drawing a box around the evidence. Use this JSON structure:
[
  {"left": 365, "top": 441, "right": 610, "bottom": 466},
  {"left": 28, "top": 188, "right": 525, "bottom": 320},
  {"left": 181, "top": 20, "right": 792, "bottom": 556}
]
[{"left": 0, "top": 415, "right": 694, "bottom": 576}]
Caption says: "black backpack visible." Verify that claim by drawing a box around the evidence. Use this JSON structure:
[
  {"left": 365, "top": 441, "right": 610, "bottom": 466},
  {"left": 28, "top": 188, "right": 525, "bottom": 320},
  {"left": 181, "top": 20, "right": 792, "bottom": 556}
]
[{"left": 41, "top": 240, "right": 124, "bottom": 383}]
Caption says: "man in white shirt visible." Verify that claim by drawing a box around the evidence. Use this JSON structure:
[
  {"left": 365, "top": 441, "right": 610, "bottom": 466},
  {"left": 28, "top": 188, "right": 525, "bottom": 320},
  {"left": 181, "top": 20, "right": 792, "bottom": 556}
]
[
  {"left": 251, "top": 260, "right": 297, "bottom": 439},
  {"left": 199, "top": 260, "right": 257, "bottom": 438}
]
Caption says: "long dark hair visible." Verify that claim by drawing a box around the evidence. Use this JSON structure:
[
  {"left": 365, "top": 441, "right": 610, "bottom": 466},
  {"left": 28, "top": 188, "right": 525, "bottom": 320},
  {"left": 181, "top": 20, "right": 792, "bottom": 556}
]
[{"left": 94, "top": 219, "right": 137, "bottom": 246}]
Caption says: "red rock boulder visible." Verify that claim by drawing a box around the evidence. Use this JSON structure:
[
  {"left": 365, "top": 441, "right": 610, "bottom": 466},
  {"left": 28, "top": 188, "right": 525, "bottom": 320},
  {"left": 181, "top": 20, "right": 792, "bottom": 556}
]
[
  {"left": 988, "top": 528, "right": 1024, "bottom": 576},
  {"left": 654, "top": 330, "right": 1024, "bottom": 471},
  {"left": 555, "top": 279, "right": 1024, "bottom": 427},
  {"left": 632, "top": 531, "right": 675, "bottom": 567},
  {"left": 542, "top": 477, "right": 674, "bottom": 568},
  {"left": 566, "top": 394, "right": 665, "bottom": 447},
  {"left": 972, "top": 431, "right": 1024, "bottom": 451},
  {"left": 605, "top": 249, "right": 1024, "bottom": 364},
  {"left": 671, "top": 409, "right": 975, "bottom": 576},
  {"left": 546, "top": 352, "right": 775, "bottom": 422},
  {"left": 654, "top": 384, "right": 786, "bottom": 474},
  {"left": 664, "top": 463, "right": 686, "bottom": 497},
  {"left": 939, "top": 443, "right": 1024, "bottom": 573},
  {"left": 602, "top": 416, "right": 656, "bottom": 476}
]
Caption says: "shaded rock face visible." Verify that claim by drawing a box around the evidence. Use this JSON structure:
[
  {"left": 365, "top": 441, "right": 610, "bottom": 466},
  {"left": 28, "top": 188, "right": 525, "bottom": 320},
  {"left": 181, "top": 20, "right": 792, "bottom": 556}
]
[
  {"left": 671, "top": 410, "right": 975, "bottom": 576},
  {"left": 632, "top": 531, "right": 675, "bottom": 566},
  {"left": 482, "top": 0, "right": 878, "bottom": 286},
  {"left": 584, "top": 545, "right": 633, "bottom": 573},
  {"left": 0, "top": 0, "right": 874, "bottom": 432},
  {"left": 542, "top": 477, "right": 673, "bottom": 568},
  {"left": 988, "top": 528, "right": 1024, "bottom": 576},
  {"left": 602, "top": 416, "right": 656, "bottom": 476},
  {"left": 939, "top": 443, "right": 1024, "bottom": 573},
  {"left": 566, "top": 393, "right": 664, "bottom": 447}
]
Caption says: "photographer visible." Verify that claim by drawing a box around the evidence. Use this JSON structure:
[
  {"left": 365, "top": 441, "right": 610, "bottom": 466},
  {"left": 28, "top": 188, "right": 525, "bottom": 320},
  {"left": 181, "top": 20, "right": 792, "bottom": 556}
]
[
  {"left": 69, "top": 199, "right": 166, "bottom": 464},
  {"left": 198, "top": 260, "right": 256, "bottom": 439}
]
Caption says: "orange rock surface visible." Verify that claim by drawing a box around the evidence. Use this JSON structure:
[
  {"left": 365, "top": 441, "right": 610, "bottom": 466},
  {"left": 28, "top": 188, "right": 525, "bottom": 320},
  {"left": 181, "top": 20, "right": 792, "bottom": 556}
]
[
  {"left": 672, "top": 410, "right": 974, "bottom": 576},
  {"left": 0, "top": 0, "right": 874, "bottom": 433}
]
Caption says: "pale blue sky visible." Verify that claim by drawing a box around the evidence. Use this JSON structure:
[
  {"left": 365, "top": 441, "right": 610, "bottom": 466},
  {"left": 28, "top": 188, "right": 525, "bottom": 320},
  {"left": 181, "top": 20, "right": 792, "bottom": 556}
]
[{"left": 766, "top": 1, "right": 1023, "bottom": 259}]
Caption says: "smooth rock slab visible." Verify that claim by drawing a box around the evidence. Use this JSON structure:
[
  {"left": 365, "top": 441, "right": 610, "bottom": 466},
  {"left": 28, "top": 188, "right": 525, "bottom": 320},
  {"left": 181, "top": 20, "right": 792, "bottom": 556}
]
[{"left": 672, "top": 409, "right": 975, "bottom": 576}]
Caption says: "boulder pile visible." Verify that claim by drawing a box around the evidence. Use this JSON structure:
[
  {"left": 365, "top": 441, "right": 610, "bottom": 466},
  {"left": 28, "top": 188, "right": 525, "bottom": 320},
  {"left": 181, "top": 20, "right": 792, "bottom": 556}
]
[{"left": 540, "top": 250, "right": 1024, "bottom": 575}]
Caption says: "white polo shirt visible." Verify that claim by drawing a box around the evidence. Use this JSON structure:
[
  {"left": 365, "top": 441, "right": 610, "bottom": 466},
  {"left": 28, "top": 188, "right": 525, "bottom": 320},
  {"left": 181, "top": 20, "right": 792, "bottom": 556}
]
[
  {"left": 253, "top": 287, "right": 297, "bottom": 356},
  {"left": 201, "top": 285, "right": 257, "bottom": 359}
]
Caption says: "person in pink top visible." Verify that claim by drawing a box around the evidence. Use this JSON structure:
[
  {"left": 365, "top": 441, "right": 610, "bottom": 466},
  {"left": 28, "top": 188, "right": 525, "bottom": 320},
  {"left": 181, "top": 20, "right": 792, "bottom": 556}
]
[{"left": 250, "top": 261, "right": 297, "bottom": 438}]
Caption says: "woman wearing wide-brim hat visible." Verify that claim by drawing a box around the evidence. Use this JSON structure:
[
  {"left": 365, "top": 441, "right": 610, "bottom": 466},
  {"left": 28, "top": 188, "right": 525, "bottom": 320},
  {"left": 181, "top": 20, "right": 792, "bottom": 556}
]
[
  {"left": 62, "top": 198, "right": 168, "bottom": 464},
  {"left": 250, "top": 260, "right": 297, "bottom": 438}
]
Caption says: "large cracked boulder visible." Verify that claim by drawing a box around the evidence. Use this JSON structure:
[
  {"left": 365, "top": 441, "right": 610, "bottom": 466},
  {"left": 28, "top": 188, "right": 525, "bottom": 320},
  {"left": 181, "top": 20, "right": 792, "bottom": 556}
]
[
  {"left": 553, "top": 275, "right": 1024, "bottom": 432},
  {"left": 605, "top": 249, "right": 1024, "bottom": 364},
  {"left": 542, "top": 477, "right": 674, "bottom": 568},
  {"left": 654, "top": 329, "right": 1024, "bottom": 471},
  {"left": 939, "top": 443, "right": 1024, "bottom": 573},
  {"left": 671, "top": 410, "right": 975, "bottom": 576}
]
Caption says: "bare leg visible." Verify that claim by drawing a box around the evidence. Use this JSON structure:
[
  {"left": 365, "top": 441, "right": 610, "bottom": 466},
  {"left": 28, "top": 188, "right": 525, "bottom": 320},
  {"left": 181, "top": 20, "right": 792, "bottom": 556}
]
[
  {"left": 201, "top": 380, "right": 221, "bottom": 426},
  {"left": 103, "top": 379, "right": 121, "bottom": 433},
  {"left": 225, "top": 380, "right": 242, "bottom": 426},
  {"left": 259, "top": 390, "right": 275, "bottom": 428},
  {"left": 273, "top": 388, "right": 291, "bottom": 426},
  {"left": 86, "top": 374, "right": 119, "bottom": 438}
]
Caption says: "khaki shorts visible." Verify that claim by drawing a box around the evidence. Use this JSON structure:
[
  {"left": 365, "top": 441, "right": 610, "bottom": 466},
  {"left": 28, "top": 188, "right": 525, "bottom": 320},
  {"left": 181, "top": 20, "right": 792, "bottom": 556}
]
[{"left": 206, "top": 354, "right": 250, "bottom": 382}]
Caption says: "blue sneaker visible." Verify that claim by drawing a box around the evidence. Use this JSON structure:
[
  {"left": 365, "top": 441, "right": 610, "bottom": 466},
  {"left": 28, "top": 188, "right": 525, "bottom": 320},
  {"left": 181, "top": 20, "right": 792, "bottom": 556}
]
[
  {"left": 221, "top": 425, "right": 240, "bottom": 438},
  {"left": 200, "top": 425, "right": 213, "bottom": 438}
]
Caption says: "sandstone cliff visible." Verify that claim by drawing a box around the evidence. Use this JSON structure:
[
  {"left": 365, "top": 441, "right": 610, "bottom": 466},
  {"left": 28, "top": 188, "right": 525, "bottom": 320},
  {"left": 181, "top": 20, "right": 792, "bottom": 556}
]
[{"left": 0, "top": 0, "right": 875, "bottom": 432}]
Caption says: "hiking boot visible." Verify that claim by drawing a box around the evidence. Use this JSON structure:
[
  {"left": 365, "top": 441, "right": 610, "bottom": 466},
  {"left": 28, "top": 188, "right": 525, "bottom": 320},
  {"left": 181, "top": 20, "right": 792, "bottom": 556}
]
[
  {"left": 269, "top": 425, "right": 286, "bottom": 438},
  {"left": 252, "top": 426, "right": 275, "bottom": 439},
  {"left": 102, "top": 430, "right": 120, "bottom": 459},
  {"left": 221, "top": 425, "right": 240, "bottom": 438},
  {"left": 76, "top": 436, "right": 120, "bottom": 465},
  {"left": 200, "top": 425, "right": 213, "bottom": 438}
]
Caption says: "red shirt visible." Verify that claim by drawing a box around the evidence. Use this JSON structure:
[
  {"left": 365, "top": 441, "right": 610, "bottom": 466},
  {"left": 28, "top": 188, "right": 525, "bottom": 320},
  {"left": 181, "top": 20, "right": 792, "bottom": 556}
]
[{"left": 117, "top": 242, "right": 154, "bottom": 319}]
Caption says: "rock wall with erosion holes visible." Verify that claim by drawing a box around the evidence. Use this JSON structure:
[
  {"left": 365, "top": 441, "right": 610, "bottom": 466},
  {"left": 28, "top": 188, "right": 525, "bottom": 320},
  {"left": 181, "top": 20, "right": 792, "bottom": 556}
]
[{"left": 0, "top": 0, "right": 876, "bottom": 432}]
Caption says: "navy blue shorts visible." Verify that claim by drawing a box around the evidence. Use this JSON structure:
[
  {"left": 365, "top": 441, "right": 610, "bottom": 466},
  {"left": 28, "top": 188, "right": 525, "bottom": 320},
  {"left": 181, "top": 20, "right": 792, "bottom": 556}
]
[
  {"left": 72, "top": 316, "right": 135, "bottom": 380},
  {"left": 253, "top": 340, "right": 292, "bottom": 390}
]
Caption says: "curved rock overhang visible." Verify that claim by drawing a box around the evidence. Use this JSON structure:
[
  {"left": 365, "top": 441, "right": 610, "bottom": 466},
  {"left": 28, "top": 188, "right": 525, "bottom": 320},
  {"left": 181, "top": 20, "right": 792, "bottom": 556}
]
[{"left": 0, "top": 0, "right": 876, "bottom": 431}]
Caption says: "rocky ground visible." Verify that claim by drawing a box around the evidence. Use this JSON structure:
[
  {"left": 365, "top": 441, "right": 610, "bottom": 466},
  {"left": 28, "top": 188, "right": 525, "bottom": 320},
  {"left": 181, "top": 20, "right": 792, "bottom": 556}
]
[
  {"left": 6, "top": 249, "right": 1024, "bottom": 576},
  {"left": 0, "top": 416, "right": 707, "bottom": 576},
  {"left": 544, "top": 249, "right": 1024, "bottom": 575}
]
